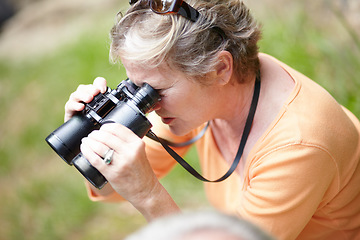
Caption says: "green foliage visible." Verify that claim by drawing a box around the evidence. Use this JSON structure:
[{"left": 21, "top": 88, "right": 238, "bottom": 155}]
[
  {"left": 0, "top": 31, "right": 136, "bottom": 240},
  {"left": 258, "top": 8, "right": 360, "bottom": 116},
  {"left": 1, "top": 3, "right": 359, "bottom": 240},
  {"left": 0, "top": 28, "right": 205, "bottom": 239}
]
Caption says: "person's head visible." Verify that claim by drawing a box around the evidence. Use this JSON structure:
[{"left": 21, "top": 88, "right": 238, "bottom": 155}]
[
  {"left": 124, "top": 210, "right": 275, "bottom": 240},
  {"left": 110, "top": 0, "right": 261, "bottom": 84},
  {"left": 109, "top": 0, "right": 261, "bottom": 136}
]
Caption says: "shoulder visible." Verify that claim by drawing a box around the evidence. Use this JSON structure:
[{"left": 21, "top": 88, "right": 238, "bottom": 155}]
[
  {"left": 250, "top": 53, "right": 360, "bottom": 180},
  {"left": 256, "top": 53, "right": 359, "bottom": 156}
]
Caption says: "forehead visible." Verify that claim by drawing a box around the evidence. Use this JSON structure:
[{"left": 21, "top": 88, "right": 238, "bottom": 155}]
[{"left": 121, "top": 58, "right": 181, "bottom": 87}]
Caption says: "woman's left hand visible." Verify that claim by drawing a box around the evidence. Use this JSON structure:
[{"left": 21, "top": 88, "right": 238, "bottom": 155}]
[{"left": 80, "top": 123, "right": 160, "bottom": 207}]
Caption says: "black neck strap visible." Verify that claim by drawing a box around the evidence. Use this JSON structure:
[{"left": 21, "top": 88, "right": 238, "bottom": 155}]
[{"left": 146, "top": 73, "right": 261, "bottom": 182}]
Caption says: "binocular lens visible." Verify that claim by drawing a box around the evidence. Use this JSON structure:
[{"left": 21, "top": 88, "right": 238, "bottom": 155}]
[
  {"left": 46, "top": 114, "right": 100, "bottom": 165},
  {"left": 72, "top": 154, "right": 108, "bottom": 189}
]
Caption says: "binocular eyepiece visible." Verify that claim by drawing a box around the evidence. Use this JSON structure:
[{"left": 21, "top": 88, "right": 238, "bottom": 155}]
[{"left": 45, "top": 79, "right": 160, "bottom": 189}]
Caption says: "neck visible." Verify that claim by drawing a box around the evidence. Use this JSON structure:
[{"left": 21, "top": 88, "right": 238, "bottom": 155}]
[{"left": 212, "top": 77, "right": 257, "bottom": 137}]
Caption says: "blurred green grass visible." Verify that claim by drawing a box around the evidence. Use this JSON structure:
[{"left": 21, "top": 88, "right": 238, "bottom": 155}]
[
  {"left": 0, "top": 23, "right": 207, "bottom": 240},
  {"left": 1, "top": 2, "right": 359, "bottom": 240},
  {"left": 258, "top": 8, "right": 360, "bottom": 114}
]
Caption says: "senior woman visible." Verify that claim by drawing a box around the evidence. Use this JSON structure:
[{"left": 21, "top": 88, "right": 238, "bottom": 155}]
[{"left": 64, "top": 0, "right": 360, "bottom": 239}]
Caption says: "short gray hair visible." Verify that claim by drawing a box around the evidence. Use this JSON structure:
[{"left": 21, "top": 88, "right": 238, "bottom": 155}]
[
  {"left": 125, "top": 210, "right": 275, "bottom": 240},
  {"left": 110, "top": 0, "right": 261, "bottom": 83}
]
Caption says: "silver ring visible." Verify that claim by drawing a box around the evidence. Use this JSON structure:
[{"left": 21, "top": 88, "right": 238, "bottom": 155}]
[{"left": 103, "top": 149, "right": 114, "bottom": 165}]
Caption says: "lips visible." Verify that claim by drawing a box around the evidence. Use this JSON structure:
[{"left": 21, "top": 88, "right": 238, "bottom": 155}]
[
  {"left": 161, "top": 117, "right": 175, "bottom": 125},
  {"left": 156, "top": 110, "right": 175, "bottom": 125}
]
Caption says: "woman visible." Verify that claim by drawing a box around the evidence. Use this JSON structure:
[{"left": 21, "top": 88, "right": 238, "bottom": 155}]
[{"left": 64, "top": 0, "right": 360, "bottom": 239}]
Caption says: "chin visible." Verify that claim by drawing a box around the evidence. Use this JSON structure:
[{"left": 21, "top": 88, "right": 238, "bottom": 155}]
[
  {"left": 168, "top": 125, "right": 193, "bottom": 137},
  {"left": 169, "top": 120, "right": 204, "bottom": 137}
]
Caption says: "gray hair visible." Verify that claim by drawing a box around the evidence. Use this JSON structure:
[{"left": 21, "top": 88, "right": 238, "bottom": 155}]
[
  {"left": 110, "top": 0, "right": 261, "bottom": 83},
  {"left": 124, "top": 210, "right": 275, "bottom": 240}
]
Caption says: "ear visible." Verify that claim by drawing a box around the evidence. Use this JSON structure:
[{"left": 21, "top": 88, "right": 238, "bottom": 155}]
[{"left": 213, "top": 50, "right": 233, "bottom": 86}]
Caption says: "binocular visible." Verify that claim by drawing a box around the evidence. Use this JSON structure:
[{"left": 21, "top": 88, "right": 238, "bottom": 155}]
[{"left": 45, "top": 79, "right": 160, "bottom": 189}]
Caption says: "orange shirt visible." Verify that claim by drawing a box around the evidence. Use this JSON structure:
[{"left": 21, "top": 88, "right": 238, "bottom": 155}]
[{"left": 87, "top": 54, "right": 360, "bottom": 239}]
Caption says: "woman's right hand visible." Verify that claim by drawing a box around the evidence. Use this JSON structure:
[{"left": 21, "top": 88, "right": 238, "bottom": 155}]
[{"left": 64, "top": 77, "right": 108, "bottom": 122}]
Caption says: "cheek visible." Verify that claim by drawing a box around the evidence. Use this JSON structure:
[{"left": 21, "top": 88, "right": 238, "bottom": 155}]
[
  {"left": 160, "top": 83, "right": 202, "bottom": 113},
  {"left": 160, "top": 96, "right": 179, "bottom": 112},
  {"left": 159, "top": 92, "right": 182, "bottom": 110}
]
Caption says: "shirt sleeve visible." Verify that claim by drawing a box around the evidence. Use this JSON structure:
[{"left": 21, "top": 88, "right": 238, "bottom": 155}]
[{"left": 237, "top": 143, "right": 339, "bottom": 240}]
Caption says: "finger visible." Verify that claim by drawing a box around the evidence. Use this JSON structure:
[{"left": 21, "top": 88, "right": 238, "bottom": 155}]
[
  {"left": 97, "top": 124, "right": 146, "bottom": 165},
  {"left": 87, "top": 129, "right": 123, "bottom": 151},
  {"left": 81, "top": 136, "right": 110, "bottom": 160},
  {"left": 65, "top": 100, "right": 85, "bottom": 113},
  {"left": 93, "top": 77, "right": 108, "bottom": 93},
  {"left": 64, "top": 93, "right": 87, "bottom": 122},
  {"left": 70, "top": 84, "right": 101, "bottom": 103},
  {"left": 86, "top": 126, "right": 143, "bottom": 164},
  {"left": 80, "top": 139, "right": 106, "bottom": 169},
  {"left": 100, "top": 123, "right": 141, "bottom": 143},
  {"left": 64, "top": 79, "right": 108, "bottom": 123}
]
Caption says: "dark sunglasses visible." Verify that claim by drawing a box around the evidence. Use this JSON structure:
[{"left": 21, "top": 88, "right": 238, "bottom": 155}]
[{"left": 129, "top": 0, "right": 200, "bottom": 22}]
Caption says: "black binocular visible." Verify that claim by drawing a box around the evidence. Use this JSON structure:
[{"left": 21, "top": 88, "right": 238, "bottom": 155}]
[{"left": 45, "top": 79, "right": 160, "bottom": 189}]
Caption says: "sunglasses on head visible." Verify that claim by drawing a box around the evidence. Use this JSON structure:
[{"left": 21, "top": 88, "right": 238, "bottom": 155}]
[{"left": 129, "top": 0, "right": 200, "bottom": 22}]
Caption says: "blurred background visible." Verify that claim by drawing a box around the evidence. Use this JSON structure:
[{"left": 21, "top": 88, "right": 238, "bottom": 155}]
[{"left": 0, "top": 0, "right": 359, "bottom": 239}]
